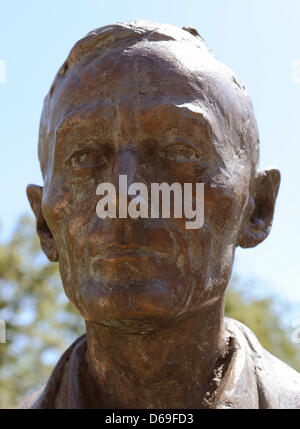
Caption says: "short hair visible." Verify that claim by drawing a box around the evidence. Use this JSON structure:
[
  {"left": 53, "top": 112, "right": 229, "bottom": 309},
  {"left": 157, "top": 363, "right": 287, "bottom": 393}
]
[{"left": 38, "top": 20, "right": 259, "bottom": 178}]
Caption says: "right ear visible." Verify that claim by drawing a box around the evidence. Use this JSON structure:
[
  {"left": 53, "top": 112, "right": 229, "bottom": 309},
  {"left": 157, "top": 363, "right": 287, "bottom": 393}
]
[
  {"left": 238, "top": 168, "right": 280, "bottom": 249},
  {"left": 26, "top": 184, "right": 58, "bottom": 262}
]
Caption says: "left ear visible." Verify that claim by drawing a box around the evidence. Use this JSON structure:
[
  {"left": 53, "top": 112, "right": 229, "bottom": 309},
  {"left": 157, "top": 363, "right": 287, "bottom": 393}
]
[{"left": 238, "top": 168, "right": 281, "bottom": 248}]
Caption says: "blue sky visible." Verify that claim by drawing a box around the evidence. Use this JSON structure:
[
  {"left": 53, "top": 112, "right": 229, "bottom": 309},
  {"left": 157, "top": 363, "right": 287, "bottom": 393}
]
[{"left": 0, "top": 0, "right": 299, "bottom": 307}]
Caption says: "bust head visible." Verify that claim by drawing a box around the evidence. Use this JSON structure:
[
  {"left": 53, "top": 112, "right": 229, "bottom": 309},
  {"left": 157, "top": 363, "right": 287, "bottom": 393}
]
[{"left": 27, "top": 20, "right": 280, "bottom": 330}]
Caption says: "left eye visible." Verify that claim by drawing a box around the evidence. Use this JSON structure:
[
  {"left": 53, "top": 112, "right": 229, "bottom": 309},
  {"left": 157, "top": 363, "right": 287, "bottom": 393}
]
[
  {"left": 159, "top": 144, "right": 199, "bottom": 162},
  {"left": 66, "top": 149, "right": 104, "bottom": 169}
]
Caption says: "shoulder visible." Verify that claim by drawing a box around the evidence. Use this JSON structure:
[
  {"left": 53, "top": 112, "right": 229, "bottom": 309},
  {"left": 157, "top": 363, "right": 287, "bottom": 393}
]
[
  {"left": 225, "top": 317, "right": 300, "bottom": 409},
  {"left": 18, "top": 385, "right": 45, "bottom": 409},
  {"left": 18, "top": 334, "right": 87, "bottom": 409}
]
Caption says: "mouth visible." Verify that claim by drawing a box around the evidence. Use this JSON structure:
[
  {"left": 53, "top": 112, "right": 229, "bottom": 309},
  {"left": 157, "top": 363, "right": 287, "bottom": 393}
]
[{"left": 92, "top": 243, "right": 168, "bottom": 260}]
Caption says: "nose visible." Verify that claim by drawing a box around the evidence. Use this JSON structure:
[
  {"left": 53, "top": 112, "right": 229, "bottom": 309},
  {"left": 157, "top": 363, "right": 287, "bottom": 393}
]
[
  {"left": 112, "top": 147, "right": 139, "bottom": 189},
  {"left": 111, "top": 147, "right": 145, "bottom": 217}
]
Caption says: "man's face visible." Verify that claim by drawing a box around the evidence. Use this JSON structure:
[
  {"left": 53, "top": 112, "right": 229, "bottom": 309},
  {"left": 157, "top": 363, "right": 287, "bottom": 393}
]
[{"left": 41, "top": 42, "right": 251, "bottom": 326}]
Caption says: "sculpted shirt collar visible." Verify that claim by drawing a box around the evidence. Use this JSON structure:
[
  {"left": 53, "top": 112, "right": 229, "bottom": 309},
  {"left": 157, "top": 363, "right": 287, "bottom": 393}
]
[{"left": 22, "top": 318, "right": 300, "bottom": 409}]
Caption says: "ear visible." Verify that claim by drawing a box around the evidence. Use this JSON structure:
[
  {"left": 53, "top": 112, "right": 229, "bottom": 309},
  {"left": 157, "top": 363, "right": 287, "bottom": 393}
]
[
  {"left": 26, "top": 184, "right": 58, "bottom": 262},
  {"left": 238, "top": 168, "right": 281, "bottom": 248}
]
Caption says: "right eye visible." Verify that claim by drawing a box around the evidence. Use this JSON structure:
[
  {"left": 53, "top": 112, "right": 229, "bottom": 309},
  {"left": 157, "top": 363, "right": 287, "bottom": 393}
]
[{"left": 66, "top": 149, "right": 105, "bottom": 169}]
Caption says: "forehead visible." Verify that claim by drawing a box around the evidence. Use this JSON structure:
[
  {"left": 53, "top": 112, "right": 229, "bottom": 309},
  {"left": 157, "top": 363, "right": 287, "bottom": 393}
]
[
  {"left": 49, "top": 41, "right": 241, "bottom": 134},
  {"left": 54, "top": 40, "right": 216, "bottom": 101}
]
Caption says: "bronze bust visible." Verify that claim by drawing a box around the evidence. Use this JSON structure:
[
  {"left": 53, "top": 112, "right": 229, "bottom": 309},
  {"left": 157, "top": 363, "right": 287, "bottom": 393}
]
[{"left": 23, "top": 20, "right": 300, "bottom": 408}]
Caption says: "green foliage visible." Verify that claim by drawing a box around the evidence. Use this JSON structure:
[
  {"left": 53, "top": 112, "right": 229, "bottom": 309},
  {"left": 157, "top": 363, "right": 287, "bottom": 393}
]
[
  {"left": 0, "top": 215, "right": 299, "bottom": 408},
  {"left": 225, "top": 287, "right": 300, "bottom": 372},
  {"left": 0, "top": 215, "right": 84, "bottom": 408}
]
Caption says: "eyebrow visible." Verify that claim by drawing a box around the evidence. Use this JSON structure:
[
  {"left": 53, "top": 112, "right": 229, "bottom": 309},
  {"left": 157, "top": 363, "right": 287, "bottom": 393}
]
[
  {"left": 56, "top": 112, "right": 94, "bottom": 137},
  {"left": 55, "top": 101, "right": 215, "bottom": 139}
]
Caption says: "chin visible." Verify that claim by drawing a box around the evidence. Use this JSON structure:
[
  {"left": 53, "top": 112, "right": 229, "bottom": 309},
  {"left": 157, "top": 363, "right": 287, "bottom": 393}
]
[{"left": 73, "top": 275, "right": 190, "bottom": 329}]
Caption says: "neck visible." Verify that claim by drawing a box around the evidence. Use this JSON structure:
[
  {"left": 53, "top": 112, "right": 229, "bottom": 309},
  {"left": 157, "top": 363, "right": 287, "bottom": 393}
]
[{"left": 84, "top": 296, "right": 231, "bottom": 408}]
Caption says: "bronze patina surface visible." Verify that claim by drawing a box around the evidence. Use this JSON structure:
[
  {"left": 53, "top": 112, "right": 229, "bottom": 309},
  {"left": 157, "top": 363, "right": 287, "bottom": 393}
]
[{"left": 23, "top": 20, "right": 300, "bottom": 409}]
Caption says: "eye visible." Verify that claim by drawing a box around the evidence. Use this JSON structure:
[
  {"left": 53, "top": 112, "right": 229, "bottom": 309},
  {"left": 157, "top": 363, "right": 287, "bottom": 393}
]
[
  {"left": 66, "top": 149, "right": 106, "bottom": 169},
  {"left": 159, "top": 143, "right": 200, "bottom": 162}
]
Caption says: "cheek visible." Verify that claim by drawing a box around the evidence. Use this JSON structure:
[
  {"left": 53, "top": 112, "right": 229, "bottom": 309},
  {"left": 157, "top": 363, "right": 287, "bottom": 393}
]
[
  {"left": 43, "top": 181, "right": 96, "bottom": 317},
  {"left": 43, "top": 174, "right": 98, "bottom": 232},
  {"left": 204, "top": 181, "right": 246, "bottom": 234},
  {"left": 184, "top": 178, "right": 247, "bottom": 286},
  {"left": 42, "top": 179, "right": 96, "bottom": 302}
]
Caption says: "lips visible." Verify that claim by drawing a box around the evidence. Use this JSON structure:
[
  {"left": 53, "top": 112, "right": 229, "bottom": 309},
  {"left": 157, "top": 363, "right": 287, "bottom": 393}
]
[{"left": 92, "top": 243, "right": 167, "bottom": 260}]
